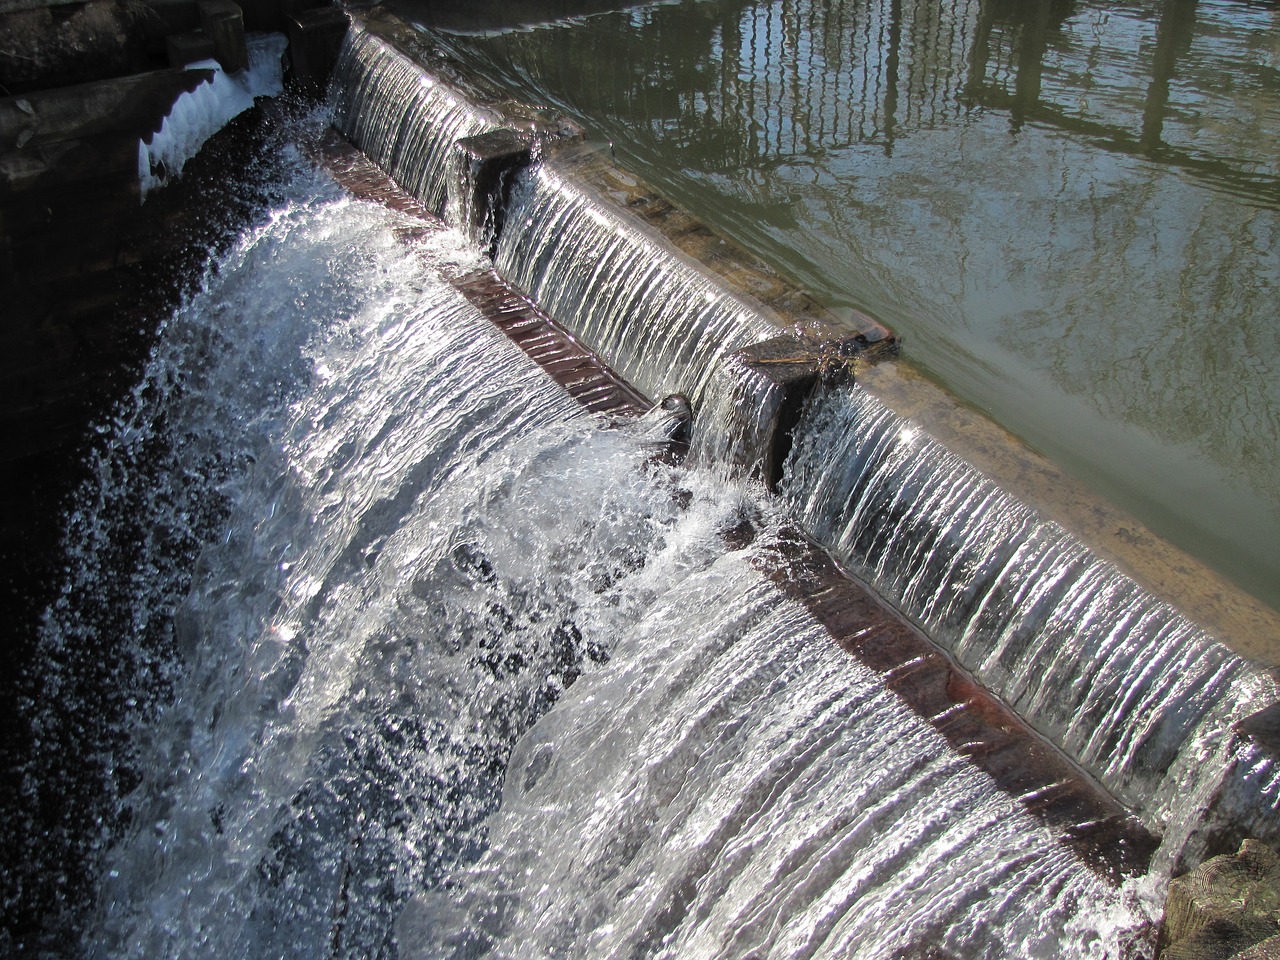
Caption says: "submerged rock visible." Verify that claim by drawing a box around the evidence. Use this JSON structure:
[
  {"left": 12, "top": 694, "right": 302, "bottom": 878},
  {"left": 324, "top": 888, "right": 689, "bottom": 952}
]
[{"left": 1161, "top": 840, "right": 1280, "bottom": 960}]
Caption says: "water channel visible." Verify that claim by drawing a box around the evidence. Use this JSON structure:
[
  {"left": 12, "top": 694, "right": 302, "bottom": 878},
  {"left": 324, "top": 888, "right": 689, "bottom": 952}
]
[
  {"left": 6, "top": 1, "right": 1279, "bottom": 957},
  {"left": 402, "top": 0, "right": 1280, "bottom": 612}
]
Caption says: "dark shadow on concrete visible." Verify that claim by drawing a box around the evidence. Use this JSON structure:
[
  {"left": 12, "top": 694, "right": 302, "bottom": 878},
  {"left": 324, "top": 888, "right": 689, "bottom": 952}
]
[{"left": 0, "top": 98, "right": 315, "bottom": 958}]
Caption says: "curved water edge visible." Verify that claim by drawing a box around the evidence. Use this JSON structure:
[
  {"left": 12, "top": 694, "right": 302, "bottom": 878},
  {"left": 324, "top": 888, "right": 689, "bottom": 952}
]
[
  {"left": 11, "top": 11, "right": 1278, "bottom": 958},
  {"left": 325, "top": 12, "right": 1277, "bottom": 850},
  {"left": 410, "top": 0, "right": 1280, "bottom": 617},
  {"left": 23, "top": 131, "right": 1151, "bottom": 957},
  {"left": 781, "top": 384, "right": 1276, "bottom": 857},
  {"left": 494, "top": 162, "right": 779, "bottom": 408}
]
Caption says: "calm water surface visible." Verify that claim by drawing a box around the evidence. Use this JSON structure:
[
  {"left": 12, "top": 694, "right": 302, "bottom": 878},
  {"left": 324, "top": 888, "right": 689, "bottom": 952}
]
[{"left": 406, "top": 0, "right": 1280, "bottom": 612}]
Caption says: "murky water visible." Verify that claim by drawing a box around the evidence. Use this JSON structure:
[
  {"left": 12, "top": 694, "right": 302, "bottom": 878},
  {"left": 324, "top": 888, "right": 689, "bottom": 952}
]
[{"left": 408, "top": 0, "right": 1280, "bottom": 611}]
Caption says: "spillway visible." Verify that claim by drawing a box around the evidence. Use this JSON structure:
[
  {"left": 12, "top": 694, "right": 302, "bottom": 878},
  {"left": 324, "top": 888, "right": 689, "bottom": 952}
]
[{"left": 9, "top": 13, "right": 1278, "bottom": 959}]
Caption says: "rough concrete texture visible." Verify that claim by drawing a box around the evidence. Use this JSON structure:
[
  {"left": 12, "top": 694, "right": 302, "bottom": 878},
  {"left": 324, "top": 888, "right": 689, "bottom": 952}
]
[
  {"left": 1161, "top": 841, "right": 1280, "bottom": 960},
  {"left": 452, "top": 127, "right": 531, "bottom": 254},
  {"left": 725, "top": 336, "right": 819, "bottom": 489},
  {"left": 0, "top": 0, "right": 149, "bottom": 93}
]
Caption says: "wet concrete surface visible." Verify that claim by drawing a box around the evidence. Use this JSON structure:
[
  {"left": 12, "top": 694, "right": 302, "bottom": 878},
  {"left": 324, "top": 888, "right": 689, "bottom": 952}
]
[{"left": 312, "top": 116, "right": 1161, "bottom": 891}]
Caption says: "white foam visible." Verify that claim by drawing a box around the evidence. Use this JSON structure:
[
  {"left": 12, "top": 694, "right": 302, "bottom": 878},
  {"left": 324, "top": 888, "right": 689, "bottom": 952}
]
[{"left": 138, "top": 33, "right": 288, "bottom": 197}]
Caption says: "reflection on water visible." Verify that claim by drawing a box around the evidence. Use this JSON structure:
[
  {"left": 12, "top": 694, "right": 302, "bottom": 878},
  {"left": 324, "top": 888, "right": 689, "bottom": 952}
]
[{"left": 419, "top": 0, "right": 1280, "bottom": 611}]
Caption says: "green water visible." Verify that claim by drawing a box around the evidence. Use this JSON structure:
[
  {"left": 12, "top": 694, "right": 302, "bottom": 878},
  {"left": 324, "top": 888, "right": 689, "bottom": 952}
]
[{"left": 406, "top": 0, "right": 1280, "bottom": 613}]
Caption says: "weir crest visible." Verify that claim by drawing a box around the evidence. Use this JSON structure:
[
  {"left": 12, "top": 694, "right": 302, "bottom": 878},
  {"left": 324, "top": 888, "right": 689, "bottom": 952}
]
[
  {"left": 8, "top": 9, "right": 1278, "bottom": 957},
  {"left": 327, "top": 15, "right": 1279, "bottom": 876}
]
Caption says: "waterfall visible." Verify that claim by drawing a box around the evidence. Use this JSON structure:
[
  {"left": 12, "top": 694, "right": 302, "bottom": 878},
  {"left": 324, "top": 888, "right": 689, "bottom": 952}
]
[
  {"left": 78, "top": 148, "right": 699, "bottom": 957},
  {"left": 328, "top": 27, "right": 777, "bottom": 414},
  {"left": 35, "top": 137, "right": 1149, "bottom": 958},
  {"left": 397, "top": 558, "right": 1146, "bottom": 960},
  {"left": 329, "top": 28, "right": 498, "bottom": 216},
  {"left": 688, "top": 355, "right": 785, "bottom": 476},
  {"left": 494, "top": 164, "right": 778, "bottom": 408},
  {"left": 781, "top": 385, "right": 1275, "bottom": 837},
  {"left": 16, "top": 16, "right": 1277, "bottom": 958}
]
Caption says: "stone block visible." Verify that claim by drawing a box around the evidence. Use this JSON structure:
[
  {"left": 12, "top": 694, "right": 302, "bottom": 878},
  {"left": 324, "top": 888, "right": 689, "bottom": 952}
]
[
  {"left": 286, "top": 6, "right": 349, "bottom": 97},
  {"left": 722, "top": 335, "right": 820, "bottom": 489},
  {"left": 166, "top": 29, "right": 216, "bottom": 69},
  {"left": 452, "top": 128, "right": 532, "bottom": 254},
  {"left": 198, "top": 0, "right": 246, "bottom": 73}
]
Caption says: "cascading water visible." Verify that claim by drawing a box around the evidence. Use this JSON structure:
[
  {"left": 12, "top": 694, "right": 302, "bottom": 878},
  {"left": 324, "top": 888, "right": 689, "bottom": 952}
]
[
  {"left": 70, "top": 131, "right": 700, "bottom": 956},
  {"left": 16, "top": 17, "right": 1277, "bottom": 959},
  {"left": 330, "top": 28, "right": 498, "bottom": 216},
  {"left": 781, "top": 385, "right": 1277, "bottom": 852},
  {"left": 26, "top": 111, "right": 1152, "bottom": 959},
  {"left": 494, "top": 164, "right": 778, "bottom": 408},
  {"left": 687, "top": 354, "right": 787, "bottom": 476},
  {"left": 397, "top": 554, "right": 1148, "bottom": 960}
]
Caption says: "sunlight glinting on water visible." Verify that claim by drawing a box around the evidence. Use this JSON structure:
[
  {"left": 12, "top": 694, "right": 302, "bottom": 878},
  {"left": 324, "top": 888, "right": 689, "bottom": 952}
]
[
  {"left": 398, "top": 557, "right": 1144, "bottom": 960},
  {"left": 331, "top": 28, "right": 498, "bottom": 214},
  {"left": 781, "top": 385, "right": 1264, "bottom": 828},
  {"left": 18, "top": 15, "right": 1277, "bottom": 956},
  {"left": 496, "top": 165, "right": 777, "bottom": 407},
  {"left": 60, "top": 117, "right": 1155, "bottom": 956}
]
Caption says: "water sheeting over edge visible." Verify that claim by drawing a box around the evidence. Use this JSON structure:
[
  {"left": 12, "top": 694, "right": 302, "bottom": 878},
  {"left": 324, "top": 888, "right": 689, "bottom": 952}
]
[
  {"left": 318, "top": 12, "right": 1278, "bottom": 872},
  {"left": 398, "top": 551, "right": 1152, "bottom": 960},
  {"left": 781, "top": 385, "right": 1278, "bottom": 855},
  {"left": 329, "top": 27, "right": 498, "bottom": 217},
  {"left": 138, "top": 34, "right": 288, "bottom": 197},
  {"left": 51, "top": 153, "right": 1152, "bottom": 956},
  {"left": 494, "top": 163, "right": 779, "bottom": 408}
]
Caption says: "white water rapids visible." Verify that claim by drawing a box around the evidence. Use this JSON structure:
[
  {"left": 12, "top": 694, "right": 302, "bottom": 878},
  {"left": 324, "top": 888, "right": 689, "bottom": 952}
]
[{"left": 18, "top": 115, "right": 1159, "bottom": 957}]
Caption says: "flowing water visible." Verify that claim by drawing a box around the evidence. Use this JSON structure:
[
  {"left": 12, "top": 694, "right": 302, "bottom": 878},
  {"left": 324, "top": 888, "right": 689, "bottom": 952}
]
[
  {"left": 326, "top": 13, "right": 1275, "bottom": 857},
  {"left": 396, "top": 557, "right": 1146, "bottom": 960},
  {"left": 6, "top": 96, "right": 1156, "bottom": 959},
  {"left": 9, "top": 8, "right": 1279, "bottom": 958},
  {"left": 781, "top": 385, "right": 1270, "bottom": 838},
  {"left": 412, "top": 0, "right": 1280, "bottom": 614},
  {"left": 493, "top": 165, "right": 778, "bottom": 407},
  {"left": 331, "top": 29, "right": 499, "bottom": 215}
]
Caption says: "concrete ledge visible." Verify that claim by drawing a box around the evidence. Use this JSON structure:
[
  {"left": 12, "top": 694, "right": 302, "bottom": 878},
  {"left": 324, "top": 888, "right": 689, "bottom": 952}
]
[
  {"left": 452, "top": 127, "right": 531, "bottom": 254},
  {"left": 301, "top": 122, "right": 1162, "bottom": 889},
  {"left": 304, "top": 126, "right": 649, "bottom": 419},
  {"left": 349, "top": 10, "right": 902, "bottom": 366},
  {"left": 0, "top": 1, "right": 148, "bottom": 92},
  {"left": 756, "top": 523, "right": 1160, "bottom": 885},
  {"left": 541, "top": 138, "right": 900, "bottom": 362},
  {"left": 286, "top": 5, "right": 348, "bottom": 96},
  {"left": 853, "top": 360, "right": 1280, "bottom": 667}
]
